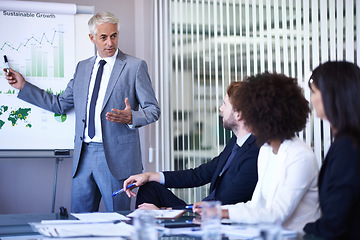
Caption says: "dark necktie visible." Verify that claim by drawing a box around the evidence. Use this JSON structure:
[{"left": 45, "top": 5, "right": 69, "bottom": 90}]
[
  {"left": 203, "top": 143, "right": 240, "bottom": 201},
  {"left": 219, "top": 143, "right": 240, "bottom": 176},
  {"left": 88, "top": 59, "right": 106, "bottom": 139}
]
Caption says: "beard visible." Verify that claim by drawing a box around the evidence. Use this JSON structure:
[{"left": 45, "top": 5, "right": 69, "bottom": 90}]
[{"left": 222, "top": 117, "right": 235, "bottom": 130}]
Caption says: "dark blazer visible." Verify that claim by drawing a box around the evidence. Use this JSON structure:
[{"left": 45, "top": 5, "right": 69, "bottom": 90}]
[
  {"left": 164, "top": 134, "right": 259, "bottom": 205},
  {"left": 18, "top": 50, "right": 160, "bottom": 180},
  {"left": 304, "top": 134, "right": 360, "bottom": 239}
]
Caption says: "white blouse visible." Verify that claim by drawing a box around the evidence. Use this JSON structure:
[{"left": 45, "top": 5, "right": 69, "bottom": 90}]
[
  {"left": 222, "top": 137, "right": 320, "bottom": 232},
  {"left": 261, "top": 151, "right": 279, "bottom": 201}
]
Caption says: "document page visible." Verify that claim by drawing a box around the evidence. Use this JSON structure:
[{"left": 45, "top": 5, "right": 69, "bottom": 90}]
[
  {"left": 127, "top": 209, "right": 185, "bottom": 219},
  {"left": 30, "top": 221, "right": 134, "bottom": 238},
  {"left": 71, "top": 212, "right": 130, "bottom": 222}
]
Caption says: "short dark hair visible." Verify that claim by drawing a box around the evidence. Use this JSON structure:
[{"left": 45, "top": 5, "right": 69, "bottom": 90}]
[
  {"left": 238, "top": 72, "right": 310, "bottom": 146},
  {"left": 309, "top": 61, "right": 360, "bottom": 142}
]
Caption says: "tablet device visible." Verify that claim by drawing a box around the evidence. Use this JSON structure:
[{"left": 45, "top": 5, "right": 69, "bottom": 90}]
[{"left": 164, "top": 223, "right": 200, "bottom": 228}]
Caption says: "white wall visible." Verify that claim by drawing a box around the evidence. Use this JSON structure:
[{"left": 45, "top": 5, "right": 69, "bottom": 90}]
[
  {"left": 0, "top": 157, "right": 73, "bottom": 214},
  {"left": 0, "top": 0, "right": 154, "bottom": 214}
]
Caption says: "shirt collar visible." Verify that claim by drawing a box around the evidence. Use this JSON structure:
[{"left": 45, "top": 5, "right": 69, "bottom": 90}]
[
  {"left": 95, "top": 49, "right": 118, "bottom": 68},
  {"left": 236, "top": 133, "right": 252, "bottom": 147}
]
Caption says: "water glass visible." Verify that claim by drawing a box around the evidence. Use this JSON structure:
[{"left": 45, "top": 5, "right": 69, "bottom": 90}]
[
  {"left": 133, "top": 210, "right": 157, "bottom": 240},
  {"left": 259, "top": 223, "right": 282, "bottom": 240},
  {"left": 201, "top": 201, "right": 222, "bottom": 240}
]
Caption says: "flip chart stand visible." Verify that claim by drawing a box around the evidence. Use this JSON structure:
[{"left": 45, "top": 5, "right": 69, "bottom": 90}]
[{"left": 53, "top": 150, "right": 72, "bottom": 213}]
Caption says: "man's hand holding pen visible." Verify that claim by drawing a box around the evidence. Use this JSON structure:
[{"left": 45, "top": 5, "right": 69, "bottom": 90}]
[
  {"left": 3, "top": 68, "right": 26, "bottom": 90},
  {"left": 122, "top": 172, "right": 161, "bottom": 198},
  {"left": 3, "top": 55, "right": 25, "bottom": 90}
]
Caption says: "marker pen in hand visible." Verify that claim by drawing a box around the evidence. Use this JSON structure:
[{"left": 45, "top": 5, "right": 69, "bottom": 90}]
[
  {"left": 112, "top": 183, "right": 136, "bottom": 197},
  {"left": 3, "top": 55, "right": 10, "bottom": 74}
]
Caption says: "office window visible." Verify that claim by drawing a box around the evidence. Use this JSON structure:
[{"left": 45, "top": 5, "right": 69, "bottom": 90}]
[{"left": 153, "top": 0, "right": 360, "bottom": 204}]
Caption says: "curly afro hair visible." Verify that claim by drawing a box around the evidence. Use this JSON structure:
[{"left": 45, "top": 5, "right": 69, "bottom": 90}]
[{"left": 238, "top": 72, "right": 310, "bottom": 146}]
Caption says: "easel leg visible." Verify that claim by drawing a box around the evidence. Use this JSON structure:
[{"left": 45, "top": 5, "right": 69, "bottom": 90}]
[{"left": 52, "top": 157, "right": 63, "bottom": 213}]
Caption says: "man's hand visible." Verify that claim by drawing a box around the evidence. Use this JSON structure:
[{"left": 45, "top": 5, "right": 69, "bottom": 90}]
[
  {"left": 106, "top": 98, "right": 133, "bottom": 124},
  {"left": 192, "top": 201, "right": 204, "bottom": 215},
  {"left": 123, "top": 172, "right": 161, "bottom": 198},
  {"left": 137, "top": 203, "right": 160, "bottom": 210},
  {"left": 3, "top": 68, "right": 26, "bottom": 90}
]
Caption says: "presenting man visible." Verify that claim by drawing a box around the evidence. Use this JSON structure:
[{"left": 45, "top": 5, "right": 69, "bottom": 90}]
[
  {"left": 4, "top": 12, "right": 160, "bottom": 212},
  {"left": 123, "top": 81, "right": 259, "bottom": 209}
]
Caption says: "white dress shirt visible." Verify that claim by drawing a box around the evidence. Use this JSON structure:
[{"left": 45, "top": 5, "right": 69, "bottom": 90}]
[{"left": 84, "top": 49, "right": 118, "bottom": 143}]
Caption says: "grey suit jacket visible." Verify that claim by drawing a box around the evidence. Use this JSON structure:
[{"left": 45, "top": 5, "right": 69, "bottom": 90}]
[{"left": 18, "top": 50, "right": 160, "bottom": 180}]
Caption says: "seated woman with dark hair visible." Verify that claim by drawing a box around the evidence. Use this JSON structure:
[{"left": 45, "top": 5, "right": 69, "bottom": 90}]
[
  {"left": 194, "top": 73, "right": 320, "bottom": 232},
  {"left": 303, "top": 61, "right": 360, "bottom": 239}
]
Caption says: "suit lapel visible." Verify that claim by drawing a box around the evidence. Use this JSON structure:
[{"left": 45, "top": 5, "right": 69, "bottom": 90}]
[
  {"left": 214, "top": 138, "right": 236, "bottom": 179},
  {"left": 102, "top": 51, "right": 126, "bottom": 111},
  {"left": 221, "top": 134, "right": 256, "bottom": 174},
  {"left": 211, "top": 134, "right": 255, "bottom": 191},
  {"left": 221, "top": 144, "right": 247, "bottom": 173},
  {"left": 80, "top": 57, "right": 96, "bottom": 116},
  {"left": 209, "top": 138, "right": 235, "bottom": 191}
]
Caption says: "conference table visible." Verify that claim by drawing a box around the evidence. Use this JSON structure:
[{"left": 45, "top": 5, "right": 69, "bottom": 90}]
[
  {"left": 0, "top": 211, "right": 202, "bottom": 239},
  {"left": 0, "top": 211, "right": 318, "bottom": 240}
]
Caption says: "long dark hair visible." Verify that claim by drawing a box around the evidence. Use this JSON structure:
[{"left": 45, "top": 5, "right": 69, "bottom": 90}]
[{"left": 309, "top": 61, "right": 360, "bottom": 143}]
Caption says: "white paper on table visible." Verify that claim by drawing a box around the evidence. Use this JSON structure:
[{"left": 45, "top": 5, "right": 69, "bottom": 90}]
[
  {"left": 159, "top": 224, "right": 258, "bottom": 239},
  {"left": 221, "top": 224, "right": 261, "bottom": 239},
  {"left": 30, "top": 221, "right": 134, "bottom": 238},
  {"left": 160, "top": 226, "right": 204, "bottom": 237},
  {"left": 40, "top": 219, "right": 85, "bottom": 224},
  {"left": 158, "top": 224, "right": 259, "bottom": 238},
  {"left": 221, "top": 224, "right": 298, "bottom": 239},
  {"left": 127, "top": 209, "right": 185, "bottom": 219},
  {"left": 71, "top": 212, "right": 130, "bottom": 222},
  {"left": 38, "top": 238, "right": 125, "bottom": 240}
]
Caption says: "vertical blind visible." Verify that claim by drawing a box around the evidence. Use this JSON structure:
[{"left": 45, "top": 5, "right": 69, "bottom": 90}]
[{"left": 152, "top": 0, "right": 360, "bottom": 204}]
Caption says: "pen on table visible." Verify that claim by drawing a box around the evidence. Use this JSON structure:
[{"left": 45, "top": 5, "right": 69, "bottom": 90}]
[
  {"left": 3, "top": 55, "right": 10, "bottom": 74},
  {"left": 184, "top": 205, "right": 203, "bottom": 209},
  {"left": 112, "top": 183, "right": 136, "bottom": 197}
]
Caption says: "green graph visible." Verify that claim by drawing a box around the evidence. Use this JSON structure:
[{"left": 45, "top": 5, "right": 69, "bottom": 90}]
[{"left": 1, "top": 30, "right": 65, "bottom": 78}]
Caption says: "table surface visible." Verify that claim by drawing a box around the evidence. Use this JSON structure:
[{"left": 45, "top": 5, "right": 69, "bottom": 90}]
[
  {"left": 0, "top": 213, "right": 71, "bottom": 238},
  {"left": 0, "top": 211, "right": 313, "bottom": 240},
  {"left": 0, "top": 211, "right": 206, "bottom": 239}
]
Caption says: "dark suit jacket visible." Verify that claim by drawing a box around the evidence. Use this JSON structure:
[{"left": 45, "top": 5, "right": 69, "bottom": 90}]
[
  {"left": 18, "top": 50, "right": 160, "bottom": 180},
  {"left": 163, "top": 134, "right": 259, "bottom": 205},
  {"left": 304, "top": 134, "right": 360, "bottom": 239}
]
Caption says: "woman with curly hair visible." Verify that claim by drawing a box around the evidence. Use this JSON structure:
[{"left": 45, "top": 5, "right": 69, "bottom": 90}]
[
  {"left": 303, "top": 61, "right": 360, "bottom": 239},
  {"left": 194, "top": 73, "right": 320, "bottom": 232}
]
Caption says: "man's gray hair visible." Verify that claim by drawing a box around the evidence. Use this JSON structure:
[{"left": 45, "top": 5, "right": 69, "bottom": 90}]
[{"left": 88, "top": 12, "right": 120, "bottom": 35}]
